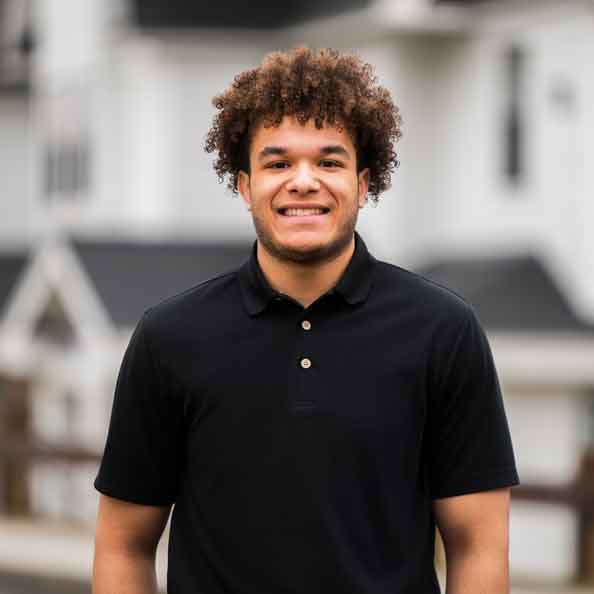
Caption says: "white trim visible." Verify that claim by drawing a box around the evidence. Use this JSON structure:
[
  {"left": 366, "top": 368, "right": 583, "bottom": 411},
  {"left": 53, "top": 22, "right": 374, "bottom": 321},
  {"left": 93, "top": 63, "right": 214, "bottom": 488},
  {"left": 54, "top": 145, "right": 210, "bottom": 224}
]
[
  {"left": 489, "top": 331, "right": 594, "bottom": 388},
  {"left": 371, "top": 0, "right": 477, "bottom": 36}
]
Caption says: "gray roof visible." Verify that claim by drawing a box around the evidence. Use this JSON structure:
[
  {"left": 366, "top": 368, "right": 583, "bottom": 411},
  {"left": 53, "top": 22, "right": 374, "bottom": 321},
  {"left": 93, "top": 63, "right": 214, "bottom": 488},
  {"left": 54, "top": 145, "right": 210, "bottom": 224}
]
[
  {"left": 133, "top": 0, "right": 371, "bottom": 29},
  {"left": 0, "top": 252, "right": 28, "bottom": 316},
  {"left": 71, "top": 238, "right": 252, "bottom": 328},
  {"left": 416, "top": 254, "right": 594, "bottom": 334}
]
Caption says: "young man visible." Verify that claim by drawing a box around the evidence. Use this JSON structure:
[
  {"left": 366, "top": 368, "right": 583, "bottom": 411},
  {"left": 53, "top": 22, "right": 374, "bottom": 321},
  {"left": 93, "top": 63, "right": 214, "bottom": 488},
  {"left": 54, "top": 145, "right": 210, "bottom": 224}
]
[{"left": 93, "top": 47, "right": 519, "bottom": 594}]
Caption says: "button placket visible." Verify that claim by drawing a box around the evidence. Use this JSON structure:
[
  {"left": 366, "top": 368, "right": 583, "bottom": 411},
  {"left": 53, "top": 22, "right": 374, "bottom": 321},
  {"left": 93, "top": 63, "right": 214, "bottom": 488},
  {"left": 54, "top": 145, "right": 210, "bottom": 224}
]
[
  {"left": 287, "top": 311, "right": 319, "bottom": 415},
  {"left": 299, "top": 318, "right": 312, "bottom": 370}
]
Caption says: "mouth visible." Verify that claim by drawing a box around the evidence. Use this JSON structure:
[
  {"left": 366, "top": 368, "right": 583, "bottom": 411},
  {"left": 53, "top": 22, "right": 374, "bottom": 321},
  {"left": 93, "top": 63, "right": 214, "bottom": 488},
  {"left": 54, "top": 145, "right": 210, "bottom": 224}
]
[{"left": 277, "top": 207, "right": 330, "bottom": 217}]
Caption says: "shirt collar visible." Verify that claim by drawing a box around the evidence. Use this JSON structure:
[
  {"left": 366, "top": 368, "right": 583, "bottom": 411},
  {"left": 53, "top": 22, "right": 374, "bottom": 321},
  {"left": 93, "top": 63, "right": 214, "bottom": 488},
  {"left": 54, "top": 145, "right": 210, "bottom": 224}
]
[{"left": 238, "top": 232, "right": 376, "bottom": 316}]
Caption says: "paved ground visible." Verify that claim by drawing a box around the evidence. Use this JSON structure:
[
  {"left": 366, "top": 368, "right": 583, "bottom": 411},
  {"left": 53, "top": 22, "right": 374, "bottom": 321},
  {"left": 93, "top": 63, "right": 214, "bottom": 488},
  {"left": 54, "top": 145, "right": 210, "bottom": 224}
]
[{"left": 0, "top": 572, "right": 90, "bottom": 594}]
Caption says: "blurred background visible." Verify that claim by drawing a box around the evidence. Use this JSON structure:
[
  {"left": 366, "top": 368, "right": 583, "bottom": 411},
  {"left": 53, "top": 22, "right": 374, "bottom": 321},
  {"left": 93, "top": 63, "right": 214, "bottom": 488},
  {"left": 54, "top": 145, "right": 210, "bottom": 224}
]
[{"left": 0, "top": 0, "right": 593, "bottom": 592}]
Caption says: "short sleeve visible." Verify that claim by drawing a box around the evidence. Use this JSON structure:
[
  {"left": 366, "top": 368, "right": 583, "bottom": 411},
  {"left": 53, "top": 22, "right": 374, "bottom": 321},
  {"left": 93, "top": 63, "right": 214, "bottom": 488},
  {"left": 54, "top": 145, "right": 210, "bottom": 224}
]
[
  {"left": 426, "top": 305, "right": 520, "bottom": 499},
  {"left": 94, "top": 311, "right": 184, "bottom": 505}
]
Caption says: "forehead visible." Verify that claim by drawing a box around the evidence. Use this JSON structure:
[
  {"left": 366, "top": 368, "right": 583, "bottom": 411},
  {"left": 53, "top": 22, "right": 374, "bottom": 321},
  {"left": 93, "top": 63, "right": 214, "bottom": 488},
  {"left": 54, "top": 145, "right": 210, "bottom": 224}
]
[{"left": 249, "top": 115, "right": 356, "bottom": 154}]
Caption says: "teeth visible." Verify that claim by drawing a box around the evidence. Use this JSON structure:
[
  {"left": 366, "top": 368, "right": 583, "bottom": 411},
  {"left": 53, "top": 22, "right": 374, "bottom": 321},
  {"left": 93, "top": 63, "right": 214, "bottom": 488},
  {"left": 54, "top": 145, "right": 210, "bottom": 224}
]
[{"left": 283, "top": 208, "right": 325, "bottom": 217}]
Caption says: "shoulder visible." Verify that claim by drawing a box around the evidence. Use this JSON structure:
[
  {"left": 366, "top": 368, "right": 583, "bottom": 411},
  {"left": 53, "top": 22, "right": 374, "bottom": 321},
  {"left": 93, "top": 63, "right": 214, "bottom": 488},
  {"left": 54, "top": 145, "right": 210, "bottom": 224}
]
[
  {"left": 371, "top": 262, "right": 499, "bottom": 397},
  {"left": 139, "top": 268, "right": 241, "bottom": 340},
  {"left": 373, "top": 259, "right": 475, "bottom": 330}
]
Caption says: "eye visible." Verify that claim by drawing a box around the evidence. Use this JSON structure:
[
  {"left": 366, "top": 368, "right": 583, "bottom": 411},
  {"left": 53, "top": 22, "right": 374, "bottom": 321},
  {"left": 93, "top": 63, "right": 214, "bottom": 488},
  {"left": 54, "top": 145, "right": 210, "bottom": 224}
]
[
  {"left": 267, "top": 161, "right": 289, "bottom": 169},
  {"left": 319, "top": 159, "right": 341, "bottom": 168}
]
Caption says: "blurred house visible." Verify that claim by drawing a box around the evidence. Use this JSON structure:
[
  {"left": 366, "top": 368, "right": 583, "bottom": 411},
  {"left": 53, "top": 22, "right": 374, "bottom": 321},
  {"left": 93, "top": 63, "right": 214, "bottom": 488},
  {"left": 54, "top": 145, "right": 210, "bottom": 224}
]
[{"left": 0, "top": 0, "right": 593, "bottom": 585}]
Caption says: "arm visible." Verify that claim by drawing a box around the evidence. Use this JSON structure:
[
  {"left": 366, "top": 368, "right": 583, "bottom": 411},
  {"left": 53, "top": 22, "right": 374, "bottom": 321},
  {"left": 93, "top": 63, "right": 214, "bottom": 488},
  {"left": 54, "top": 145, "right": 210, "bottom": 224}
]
[
  {"left": 432, "top": 488, "right": 511, "bottom": 594},
  {"left": 93, "top": 494, "right": 172, "bottom": 594}
]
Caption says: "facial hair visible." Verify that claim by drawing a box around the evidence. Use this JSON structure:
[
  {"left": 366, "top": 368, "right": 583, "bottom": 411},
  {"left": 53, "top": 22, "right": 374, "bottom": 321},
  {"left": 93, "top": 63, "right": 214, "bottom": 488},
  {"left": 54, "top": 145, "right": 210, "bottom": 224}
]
[{"left": 250, "top": 191, "right": 361, "bottom": 266}]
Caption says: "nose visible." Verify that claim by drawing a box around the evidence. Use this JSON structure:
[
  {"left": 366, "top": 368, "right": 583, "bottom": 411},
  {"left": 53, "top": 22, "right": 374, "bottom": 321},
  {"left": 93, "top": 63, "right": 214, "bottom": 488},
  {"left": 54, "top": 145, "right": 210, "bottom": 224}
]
[{"left": 285, "top": 163, "right": 321, "bottom": 195}]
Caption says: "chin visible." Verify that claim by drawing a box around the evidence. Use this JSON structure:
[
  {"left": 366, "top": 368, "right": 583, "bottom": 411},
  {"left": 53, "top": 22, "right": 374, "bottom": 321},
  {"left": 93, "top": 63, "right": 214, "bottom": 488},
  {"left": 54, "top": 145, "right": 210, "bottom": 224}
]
[
  {"left": 277, "top": 234, "right": 333, "bottom": 255},
  {"left": 268, "top": 234, "right": 351, "bottom": 265},
  {"left": 282, "top": 237, "right": 327, "bottom": 252}
]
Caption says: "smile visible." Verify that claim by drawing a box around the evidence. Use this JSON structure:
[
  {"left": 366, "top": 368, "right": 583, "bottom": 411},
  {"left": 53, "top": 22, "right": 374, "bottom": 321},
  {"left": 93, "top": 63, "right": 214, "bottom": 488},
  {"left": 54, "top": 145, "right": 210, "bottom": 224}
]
[{"left": 278, "top": 208, "right": 330, "bottom": 217}]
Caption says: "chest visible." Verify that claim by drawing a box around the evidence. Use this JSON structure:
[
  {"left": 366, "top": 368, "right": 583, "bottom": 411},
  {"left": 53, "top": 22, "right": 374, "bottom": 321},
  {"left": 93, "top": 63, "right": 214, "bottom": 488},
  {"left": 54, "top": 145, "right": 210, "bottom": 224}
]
[{"left": 173, "top": 305, "right": 431, "bottom": 464}]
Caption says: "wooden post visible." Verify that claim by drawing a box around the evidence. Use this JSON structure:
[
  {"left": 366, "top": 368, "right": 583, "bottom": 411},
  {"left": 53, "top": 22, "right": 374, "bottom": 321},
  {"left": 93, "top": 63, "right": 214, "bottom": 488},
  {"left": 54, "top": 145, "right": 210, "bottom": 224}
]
[
  {"left": 512, "top": 447, "right": 594, "bottom": 585},
  {"left": 0, "top": 376, "right": 31, "bottom": 515},
  {"left": 576, "top": 448, "right": 594, "bottom": 584}
]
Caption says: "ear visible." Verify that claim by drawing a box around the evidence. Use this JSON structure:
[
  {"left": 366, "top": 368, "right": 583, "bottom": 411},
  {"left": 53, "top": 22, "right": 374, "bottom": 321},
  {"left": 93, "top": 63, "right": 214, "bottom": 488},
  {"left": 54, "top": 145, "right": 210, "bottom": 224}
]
[
  {"left": 237, "top": 170, "right": 252, "bottom": 210},
  {"left": 357, "top": 168, "right": 370, "bottom": 208}
]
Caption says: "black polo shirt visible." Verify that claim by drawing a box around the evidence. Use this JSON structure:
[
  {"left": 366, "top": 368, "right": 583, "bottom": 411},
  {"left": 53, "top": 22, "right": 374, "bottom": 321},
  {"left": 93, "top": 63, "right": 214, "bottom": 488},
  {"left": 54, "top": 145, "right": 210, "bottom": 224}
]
[{"left": 95, "top": 232, "right": 519, "bottom": 594}]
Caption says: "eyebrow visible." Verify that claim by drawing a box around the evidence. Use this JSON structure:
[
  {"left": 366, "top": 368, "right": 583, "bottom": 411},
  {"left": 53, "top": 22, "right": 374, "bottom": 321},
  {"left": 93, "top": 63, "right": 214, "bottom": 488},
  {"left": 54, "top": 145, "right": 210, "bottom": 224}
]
[
  {"left": 256, "top": 144, "right": 352, "bottom": 162},
  {"left": 320, "top": 145, "right": 351, "bottom": 159}
]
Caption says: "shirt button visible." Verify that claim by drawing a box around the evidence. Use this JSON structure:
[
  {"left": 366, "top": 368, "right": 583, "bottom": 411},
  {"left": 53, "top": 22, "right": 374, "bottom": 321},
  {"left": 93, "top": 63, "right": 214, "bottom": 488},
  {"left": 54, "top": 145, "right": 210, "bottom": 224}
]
[
  {"left": 300, "top": 357, "right": 312, "bottom": 369},
  {"left": 301, "top": 320, "right": 312, "bottom": 331}
]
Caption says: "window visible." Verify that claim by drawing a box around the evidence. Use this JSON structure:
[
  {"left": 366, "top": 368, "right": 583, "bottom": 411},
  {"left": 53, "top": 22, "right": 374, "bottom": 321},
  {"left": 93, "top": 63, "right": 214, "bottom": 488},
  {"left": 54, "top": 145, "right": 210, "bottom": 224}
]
[
  {"left": 44, "top": 138, "right": 90, "bottom": 197},
  {"left": 503, "top": 44, "right": 525, "bottom": 186},
  {"left": 40, "top": 81, "right": 91, "bottom": 201}
]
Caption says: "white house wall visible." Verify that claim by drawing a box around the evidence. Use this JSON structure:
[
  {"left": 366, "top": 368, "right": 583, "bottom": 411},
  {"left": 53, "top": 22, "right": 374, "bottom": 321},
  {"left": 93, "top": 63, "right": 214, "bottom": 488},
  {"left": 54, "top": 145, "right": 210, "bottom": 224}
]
[
  {"left": 490, "top": 333, "right": 594, "bottom": 387},
  {"left": 510, "top": 500, "right": 577, "bottom": 582},
  {"left": 30, "top": 460, "right": 99, "bottom": 523},
  {"left": 525, "top": 16, "right": 594, "bottom": 324},
  {"left": 0, "top": 95, "right": 32, "bottom": 248},
  {"left": 109, "top": 42, "right": 177, "bottom": 228},
  {"left": 503, "top": 387, "right": 586, "bottom": 484},
  {"left": 410, "top": 31, "right": 544, "bottom": 256},
  {"left": 33, "top": 0, "right": 122, "bottom": 80},
  {"left": 142, "top": 39, "right": 263, "bottom": 236}
]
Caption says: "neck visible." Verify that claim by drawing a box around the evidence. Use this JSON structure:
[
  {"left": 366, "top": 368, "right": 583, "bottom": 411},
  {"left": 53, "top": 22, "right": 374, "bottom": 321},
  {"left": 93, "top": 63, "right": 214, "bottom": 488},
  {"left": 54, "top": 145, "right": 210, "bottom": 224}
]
[{"left": 256, "top": 237, "right": 356, "bottom": 308}]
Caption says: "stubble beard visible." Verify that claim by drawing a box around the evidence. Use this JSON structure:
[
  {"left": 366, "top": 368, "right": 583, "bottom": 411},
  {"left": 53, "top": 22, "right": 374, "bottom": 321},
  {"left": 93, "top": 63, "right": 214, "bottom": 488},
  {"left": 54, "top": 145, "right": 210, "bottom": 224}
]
[{"left": 251, "top": 194, "right": 360, "bottom": 266}]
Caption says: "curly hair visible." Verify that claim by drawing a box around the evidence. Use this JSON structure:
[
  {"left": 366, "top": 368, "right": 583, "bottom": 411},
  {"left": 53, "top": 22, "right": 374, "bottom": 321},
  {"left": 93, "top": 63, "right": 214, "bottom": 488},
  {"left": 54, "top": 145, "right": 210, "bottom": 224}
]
[{"left": 204, "top": 46, "right": 402, "bottom": 203}]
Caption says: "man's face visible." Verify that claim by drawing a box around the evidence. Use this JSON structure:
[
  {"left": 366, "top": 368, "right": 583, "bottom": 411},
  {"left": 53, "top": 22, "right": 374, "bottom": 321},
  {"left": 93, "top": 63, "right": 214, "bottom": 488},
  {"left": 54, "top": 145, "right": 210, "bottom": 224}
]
[{"left": 237, "top": 115, "right": 369, "bottom": 264}]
